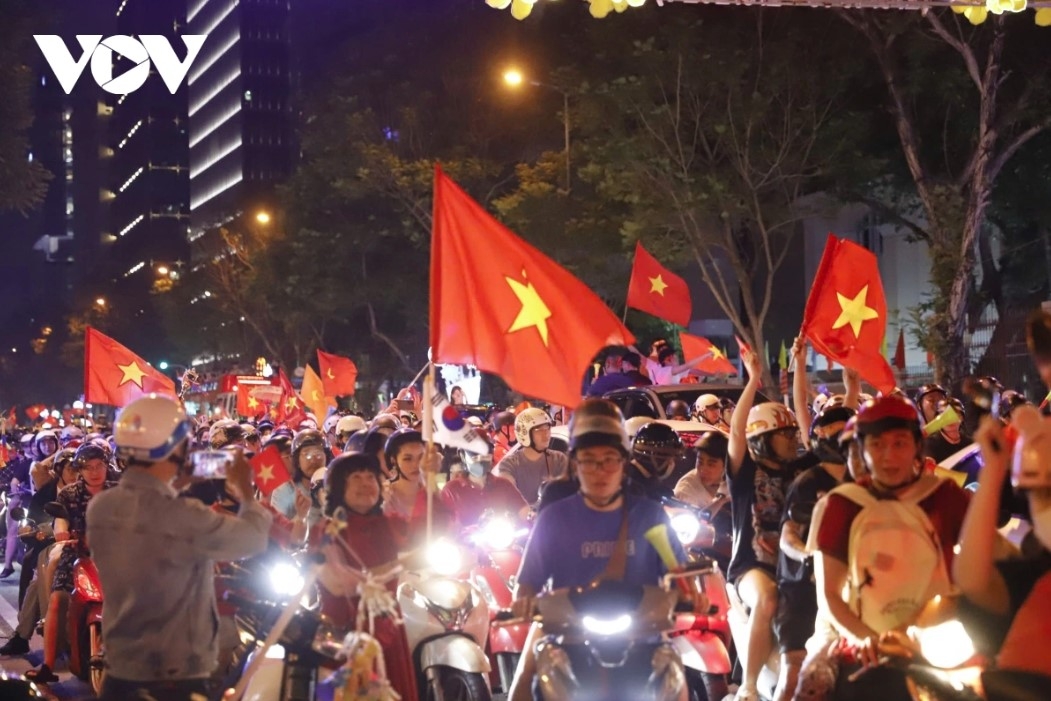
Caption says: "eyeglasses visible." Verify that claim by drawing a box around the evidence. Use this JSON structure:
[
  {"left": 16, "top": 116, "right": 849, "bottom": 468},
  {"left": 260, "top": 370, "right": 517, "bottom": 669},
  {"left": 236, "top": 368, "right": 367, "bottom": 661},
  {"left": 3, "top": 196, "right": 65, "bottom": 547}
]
[{"left": 577, "top": 456, "right": 624, "bottom": 474}]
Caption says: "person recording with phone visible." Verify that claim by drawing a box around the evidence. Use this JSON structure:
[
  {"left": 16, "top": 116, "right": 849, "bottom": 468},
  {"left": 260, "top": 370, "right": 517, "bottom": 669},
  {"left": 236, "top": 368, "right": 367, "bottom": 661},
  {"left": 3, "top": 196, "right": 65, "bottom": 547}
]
[{"left": 87, "top": 395, "right": 271, "bottom": 701}]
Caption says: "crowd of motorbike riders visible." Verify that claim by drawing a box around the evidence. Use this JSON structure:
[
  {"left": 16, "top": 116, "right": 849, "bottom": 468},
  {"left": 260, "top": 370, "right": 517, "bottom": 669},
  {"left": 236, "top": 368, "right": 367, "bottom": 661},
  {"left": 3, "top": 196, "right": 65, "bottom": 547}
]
[{"left": 0, "top": 327, "right": 1046, "bottom": 701}]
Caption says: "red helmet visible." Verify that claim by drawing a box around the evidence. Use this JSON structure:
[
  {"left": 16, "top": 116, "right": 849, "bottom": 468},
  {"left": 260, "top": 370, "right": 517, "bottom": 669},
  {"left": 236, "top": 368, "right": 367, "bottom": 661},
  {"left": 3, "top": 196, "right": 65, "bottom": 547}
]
[{"left": 854, "top": 395, "right": 922, "bottom": 439}]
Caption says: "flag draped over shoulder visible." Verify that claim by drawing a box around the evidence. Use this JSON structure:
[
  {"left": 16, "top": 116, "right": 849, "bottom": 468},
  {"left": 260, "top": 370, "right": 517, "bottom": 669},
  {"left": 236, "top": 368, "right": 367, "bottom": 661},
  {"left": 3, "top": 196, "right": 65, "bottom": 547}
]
[
  {"left": 801, "top": 235, "right": 895, "bottom": 393},
  {"left": 626, "top": 242, "right": 692, "bottom": 326},
  {"left": 430, "top": 165, "right": 634, "bottom": 408},
  {"left": 84, "top": 327, "right": 176, "bottom": 406}
]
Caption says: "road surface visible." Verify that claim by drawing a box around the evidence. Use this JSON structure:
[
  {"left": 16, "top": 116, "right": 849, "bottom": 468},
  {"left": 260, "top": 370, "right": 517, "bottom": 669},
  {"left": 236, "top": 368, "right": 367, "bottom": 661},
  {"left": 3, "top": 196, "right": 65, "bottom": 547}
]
[{"left": 0, "top": 565, "right": 93, "bottom": 699}]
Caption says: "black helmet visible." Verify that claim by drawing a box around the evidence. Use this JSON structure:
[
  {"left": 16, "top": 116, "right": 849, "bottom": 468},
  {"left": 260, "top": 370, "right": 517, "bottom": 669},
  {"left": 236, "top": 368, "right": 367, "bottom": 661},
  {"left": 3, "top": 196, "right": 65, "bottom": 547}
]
[
  {"left": 1000, "top": 390, "right": 1029, "bottom": 420},
  {"left": 695, "top": 431, "right": 729, "bottom": 461},
  {"left": 51, "top": 448, "right": 77, "bottom": 477},
  {"left": 383, "top": 428, "right": 424, "bottom": 477},
  {"left": 72, "top": 442, "right": 110, "bottom": 471},
  {"left": 492, "top": 411, "right": 516, "bottom": 436},
  {"left": 631, "top": 422, "right": 683, "bottom": 480},
  {"left": 915, "top": 383, "right": 948, "bottom": 405},
  {"left": 262, "top": 434, "right": 292, "bottom": 455},
  {"left": 809, "top": 405, "right": 856, "bottom": 463},
  {"left": 568, "top": 399, "right": 630, "bottom": 456},
  {"left": 665, "top": 400, "right": 691, "bottom": 421}
]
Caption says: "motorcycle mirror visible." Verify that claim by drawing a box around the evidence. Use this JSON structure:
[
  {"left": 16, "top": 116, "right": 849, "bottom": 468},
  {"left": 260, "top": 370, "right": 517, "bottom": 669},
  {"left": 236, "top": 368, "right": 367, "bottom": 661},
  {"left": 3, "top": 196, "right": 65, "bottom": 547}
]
[
  {"left": 788, "top": 502, "right": 815, "bottom": 525},
  {"left": 9, "top": 507, "right": 26, "bottom": 521},
  {"left": 43, "top": 502, "right": 70, "bottom": 520}
]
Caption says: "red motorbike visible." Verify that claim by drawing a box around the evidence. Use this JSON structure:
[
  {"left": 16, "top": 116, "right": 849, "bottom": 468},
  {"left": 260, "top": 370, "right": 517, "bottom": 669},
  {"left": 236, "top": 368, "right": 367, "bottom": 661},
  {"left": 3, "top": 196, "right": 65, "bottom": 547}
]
[{"left": 465, "top": 511, "right": 531, "bottom": 694}]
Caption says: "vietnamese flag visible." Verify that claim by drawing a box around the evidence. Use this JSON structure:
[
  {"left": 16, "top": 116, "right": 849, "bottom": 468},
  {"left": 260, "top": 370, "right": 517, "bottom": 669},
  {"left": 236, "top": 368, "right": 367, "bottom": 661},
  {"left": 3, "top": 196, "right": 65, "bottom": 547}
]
[
  {"left": 275, "top": 369, "right": 308, "bottom": 426},
  {"left": 317, "top": 350, "right": 358, "bottom": 396},
  {"left": 680, "top": 332, "right": 737, "bottom": 375},
  {"left": 626, "top": 242, "right": 692, "bottom": 327},
  {"left": 893, "top": 328, "right": 907, "bottom": 371},
  {"left": 25, "top": 404, "right": 46, "bottom": 421},
  {"left": 236, "top": 384, "right": 267, "bottom": 418},
  {"left": 249, "top": 444, "right": 291, "bottom": 497},
  {"left": 301, "top": 364, "right": 335, "bottom": 420},
  {"left": 84, "top": 327, "right": 176, "bottom": 406},
  {"left": 801, "top": 235, "right": 895, "bottom": 393},
  {"left": 430, "top": 165, "right": 634, "bottom": 408}
]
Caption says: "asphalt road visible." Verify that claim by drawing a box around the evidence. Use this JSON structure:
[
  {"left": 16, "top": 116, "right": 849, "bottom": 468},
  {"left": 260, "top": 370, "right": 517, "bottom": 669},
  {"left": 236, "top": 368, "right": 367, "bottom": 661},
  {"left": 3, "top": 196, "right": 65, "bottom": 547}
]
[{"left": 0, "top": 564, "right": 94, "bottom": 700}]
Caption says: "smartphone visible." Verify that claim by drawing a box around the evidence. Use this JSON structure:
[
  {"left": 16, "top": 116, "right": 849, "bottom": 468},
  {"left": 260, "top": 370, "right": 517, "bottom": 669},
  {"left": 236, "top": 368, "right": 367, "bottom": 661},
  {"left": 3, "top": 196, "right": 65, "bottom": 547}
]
[
  {"left": 395, "top": 399, "right": 415, "bottom": 411},
  {"left": 190, "top": 450, "right": 232, "bottom": 479}
]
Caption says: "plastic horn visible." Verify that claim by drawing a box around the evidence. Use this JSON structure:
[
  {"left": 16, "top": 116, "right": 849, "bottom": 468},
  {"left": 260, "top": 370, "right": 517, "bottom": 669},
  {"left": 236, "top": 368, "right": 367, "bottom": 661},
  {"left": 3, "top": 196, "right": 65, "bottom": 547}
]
[{"left": 922, "top": 405, "right": 960, "bottom": 437}]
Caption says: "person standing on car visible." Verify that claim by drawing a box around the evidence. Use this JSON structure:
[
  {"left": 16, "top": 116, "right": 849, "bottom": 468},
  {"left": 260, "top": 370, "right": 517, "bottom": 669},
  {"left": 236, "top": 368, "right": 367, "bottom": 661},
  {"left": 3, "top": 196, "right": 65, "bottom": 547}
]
[
  {"left": 493, "top": 408, "right": 568, "bottom": 506},
  {"left": 87, "top": 395, "right": 271, "bottom": 701},
  {"left": 631, "top": 343, "right": 713, "bottom": 386}
]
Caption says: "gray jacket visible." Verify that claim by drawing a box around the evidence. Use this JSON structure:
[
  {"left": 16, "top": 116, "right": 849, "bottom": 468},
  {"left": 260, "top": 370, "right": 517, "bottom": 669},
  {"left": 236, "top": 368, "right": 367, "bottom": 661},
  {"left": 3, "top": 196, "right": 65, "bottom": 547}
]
[{"left": 86, "top": 468, "right": 271, "bottom": 682}]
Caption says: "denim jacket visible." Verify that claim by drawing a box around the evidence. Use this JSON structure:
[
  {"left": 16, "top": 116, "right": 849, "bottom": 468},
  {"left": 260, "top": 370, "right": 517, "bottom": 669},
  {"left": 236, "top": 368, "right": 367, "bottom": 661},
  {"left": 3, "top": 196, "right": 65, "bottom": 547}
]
[{"left": 86, "top": 468, "right": 271, "bottom": 681}]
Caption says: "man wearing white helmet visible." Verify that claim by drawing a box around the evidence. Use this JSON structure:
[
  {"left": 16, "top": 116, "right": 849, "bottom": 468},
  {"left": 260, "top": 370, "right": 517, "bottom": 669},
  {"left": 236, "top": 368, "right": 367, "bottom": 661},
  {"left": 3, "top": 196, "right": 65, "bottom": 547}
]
[
  {"left": 335, "top": 414, "right": 367, "bottom": 449},
  {"left": 86, "top": 395, "right": 271, "bottom": 701},
  {"left": 493, "top": 408, "right": 568, "bottom": 506},
  {"left": 694, "top": 393, "right": 729, "bottom": 431}
]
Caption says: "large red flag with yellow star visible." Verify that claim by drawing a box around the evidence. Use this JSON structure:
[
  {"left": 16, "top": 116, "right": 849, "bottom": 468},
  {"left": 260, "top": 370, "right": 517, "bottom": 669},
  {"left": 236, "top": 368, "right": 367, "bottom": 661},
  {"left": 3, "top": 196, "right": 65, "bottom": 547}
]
[
  {"left": 84, "top": 327, "right": 176, "bottom": 406},
  {"left": 626, "top": 242, "right": 692, "bottom": 327},
  {"left": 430, "top": 165, "right": 634, "bottom": 408},
  {"left": 249, "top": 444, "right": 291, "bottom": 497},
  {"left": 680, "top": 332, "right": 737, "bottom": 375},
  {"left": 801, "top": 235, "right": 895, "bottom": 393}
]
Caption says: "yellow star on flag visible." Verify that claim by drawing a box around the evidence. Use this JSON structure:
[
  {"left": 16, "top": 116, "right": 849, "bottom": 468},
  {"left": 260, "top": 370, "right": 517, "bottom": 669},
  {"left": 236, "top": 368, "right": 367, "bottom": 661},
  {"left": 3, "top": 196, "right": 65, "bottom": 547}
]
[
  {"left": 832, "top": 285, "right": 880, "bottom": 338},
  {"left": 506, "top": 271, "right": 552, "bottom": 346},
  {"left": 709, "top": 345, "right": 726, "bottom": 361},
  {"left": 257, "top": 462, "right": 275, "bottom": 485},
  {"left": 649, "top": 274, "right": 668, "bottom": 296},
  {"left": 117, "top": 361, "right": 147, "bottom": 388},
  {"left": 285, "top": 396, "right": 299, "bottom": 411},
  {"left": 247, "top": 396, "right": 259, "bottom": 410}
]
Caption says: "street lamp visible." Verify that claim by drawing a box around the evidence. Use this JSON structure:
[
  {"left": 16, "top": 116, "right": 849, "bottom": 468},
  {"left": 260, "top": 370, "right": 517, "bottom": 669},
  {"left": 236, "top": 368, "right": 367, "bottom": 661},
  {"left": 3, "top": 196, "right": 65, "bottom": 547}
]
[
  {"left": 156, "top": 265, "right": 169, "bottom": 276},
  {"left": 503, "top": 68, "right": 572, "bottom": 193},
  {"left": 95, "top": 297, "right": 107, "bottom": 308},
  {"left": 255, "top": 211, "right": 272, "bottom": 225}
]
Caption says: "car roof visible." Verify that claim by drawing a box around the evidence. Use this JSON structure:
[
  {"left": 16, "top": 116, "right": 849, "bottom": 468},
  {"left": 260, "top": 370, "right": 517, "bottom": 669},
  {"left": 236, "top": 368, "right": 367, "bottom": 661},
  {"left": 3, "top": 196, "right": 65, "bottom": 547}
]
[{"left": 605, "top": 383, "right": 746, "bottom": 396}]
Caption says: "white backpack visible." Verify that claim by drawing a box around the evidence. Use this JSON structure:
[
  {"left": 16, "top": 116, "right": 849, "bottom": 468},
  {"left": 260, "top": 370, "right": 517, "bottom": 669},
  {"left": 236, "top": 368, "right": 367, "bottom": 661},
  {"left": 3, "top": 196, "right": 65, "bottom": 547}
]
[{"left": 836, "top": 475, "right": 951, "bottom": 633}]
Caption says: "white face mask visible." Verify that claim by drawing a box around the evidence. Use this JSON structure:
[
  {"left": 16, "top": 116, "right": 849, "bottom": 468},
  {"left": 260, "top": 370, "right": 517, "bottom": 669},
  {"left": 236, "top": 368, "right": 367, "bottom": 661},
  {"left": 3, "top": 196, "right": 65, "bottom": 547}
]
[
  {"left": 466, "top": 456, "right": 492, "bottom": 478},
  {"left": 1032, "top": 505, "right": 1051, "bottom": 550}
]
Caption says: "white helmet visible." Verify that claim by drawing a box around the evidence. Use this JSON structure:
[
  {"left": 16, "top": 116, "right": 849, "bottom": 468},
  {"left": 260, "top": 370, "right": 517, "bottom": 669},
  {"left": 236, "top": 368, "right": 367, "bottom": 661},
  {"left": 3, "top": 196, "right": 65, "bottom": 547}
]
[
  {"left": 515, "top": 408, "right": 552, "bottom": 448},
  {"left": 322, "top": 414, "right": 340, "bottom": 434},
  {"left": 693, "top": 394, "right": 720, "bottom": 415},
  {"left": 624, "top": 416, "right": 652, "bottom": 440},
  {"left": 299, "top": 417, "right": 318, "bottom": 431},
  {"left": 812, "top": 393, "right": 830, "bottom": 416},
  {"left": 744, "top": 402, "right": 797, "bottom": 440},
  {"left": 60, "top": 425, "right": 84, "bottom": 445},
  {"left": 336, "top": 415, "right": 367, "bottom": 437},
  {"left": 115, "top": 394, "right": 194, "bottom": 463}
]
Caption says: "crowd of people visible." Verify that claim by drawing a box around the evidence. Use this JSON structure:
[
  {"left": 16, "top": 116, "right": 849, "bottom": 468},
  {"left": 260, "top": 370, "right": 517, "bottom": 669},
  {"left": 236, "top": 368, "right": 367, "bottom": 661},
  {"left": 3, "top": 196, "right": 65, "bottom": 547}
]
[{"left": 0, "top": 324, "right": 1045, "bottom": 701}]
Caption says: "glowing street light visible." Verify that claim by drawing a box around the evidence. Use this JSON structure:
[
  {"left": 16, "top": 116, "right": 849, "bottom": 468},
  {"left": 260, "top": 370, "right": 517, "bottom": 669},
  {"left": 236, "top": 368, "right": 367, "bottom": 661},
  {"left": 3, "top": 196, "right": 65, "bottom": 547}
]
[
  {"left": 157, "top": 265, "right": 170, "bottom": 276},
  {"left": 502, "top": 68, "right": 572, "bottom": 193},
  {"left": 95, "top": 297, "right": 107, "bottom": 308},
  {"left": 255, "top": 211, "right": 272, "bottom": 225},
  {"left": 503, "top": 69, "right": 524, "bottom": 87}
]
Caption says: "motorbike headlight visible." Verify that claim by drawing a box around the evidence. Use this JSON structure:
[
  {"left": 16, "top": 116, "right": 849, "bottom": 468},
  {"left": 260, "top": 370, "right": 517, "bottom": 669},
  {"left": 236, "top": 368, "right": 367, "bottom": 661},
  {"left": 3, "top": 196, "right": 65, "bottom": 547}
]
[
  {"left": 910, "top": 620, "right": 975, "bottom": 669},
  {"left": 480, "top": 517, "right": 516, "bottom": 550},
  {"left": 582, "top": 614, "right": 632, "bottom": 636},
  {"left": 670, "top": 512, "right": 701, "bottom": 545},
  {"left": 268, "top": 562, "right": 306, "bottom": 598},
  {"left": 426, "top": 539, "right": 464, "bottom": 576}
]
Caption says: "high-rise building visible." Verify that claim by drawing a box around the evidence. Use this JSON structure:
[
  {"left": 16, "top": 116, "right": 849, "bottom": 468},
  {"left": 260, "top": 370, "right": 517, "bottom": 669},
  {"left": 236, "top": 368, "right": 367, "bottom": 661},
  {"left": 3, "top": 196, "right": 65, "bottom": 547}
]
[
  {"left": 187, "top": 0, "right": 294, "bottom": 236},
  {"left": 107, "top": 0, "right": 192, "bottom": 291}
]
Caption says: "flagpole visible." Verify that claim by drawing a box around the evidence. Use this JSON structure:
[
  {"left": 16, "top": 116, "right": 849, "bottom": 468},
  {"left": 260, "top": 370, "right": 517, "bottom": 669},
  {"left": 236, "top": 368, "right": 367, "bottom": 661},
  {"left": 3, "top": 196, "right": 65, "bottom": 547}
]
[
  {"left": 410, "top": 361, "right": 432, "bottom": 390},
  {"left": 422, "top": 364, "right": 436, "bottom": 545}
]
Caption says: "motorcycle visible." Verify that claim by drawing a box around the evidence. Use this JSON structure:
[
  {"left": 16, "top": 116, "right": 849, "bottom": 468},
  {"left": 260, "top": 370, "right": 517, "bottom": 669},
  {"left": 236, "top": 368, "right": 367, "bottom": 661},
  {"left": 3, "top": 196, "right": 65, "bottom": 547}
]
[
  {"left": 466, "top": 511, "right": 531, "bottom": 693},
  {"left": 531, "top": 579, "right": 686, "bottom": 701},
  {"left": 398, "top": 538, "right": 493, "bottom": 701},
  {"left": 44, "top": 501, "right": 105, "bottom": 695},
  {"left": 10, "top": 504, "right": 54, "bottom": 607},
  {"left": 662, "top": 497, "right": 733, "bottom": 701}
]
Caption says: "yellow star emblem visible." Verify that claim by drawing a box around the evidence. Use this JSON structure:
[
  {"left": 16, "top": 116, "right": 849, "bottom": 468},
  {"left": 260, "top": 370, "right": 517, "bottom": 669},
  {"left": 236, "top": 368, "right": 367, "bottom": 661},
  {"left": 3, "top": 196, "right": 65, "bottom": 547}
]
[
  {"left": 247, "top": 396, "right": 259, "bottom": 410},
  {"left": 285, "top": 396, "right": 299, "bottom": 411},
  {"left": 709, "top": 345, "right": 725, "bottom": 361},
  {"left": 117, "top": 361, "right": 147, "bottom": 388},
  {"left": 269, "top": 407, "right": 279, "bottom": 420},
  {"left": 310, "top": 389, "right": 320, "bottom": 401},
  {"left": 505, "top": 271, "right": 552, "bottom": 347},
  {"left": 832, "top": 285, "right": 880, "bottom": 338},
  {"left": 326, "top": 368, "right": 336, "bottom": 380},
  {"left": 257, "top": 462, "right": 275, "bottom": 485},
  {"left": 649, "top": 274, "right": 668, "bottom": 296}
]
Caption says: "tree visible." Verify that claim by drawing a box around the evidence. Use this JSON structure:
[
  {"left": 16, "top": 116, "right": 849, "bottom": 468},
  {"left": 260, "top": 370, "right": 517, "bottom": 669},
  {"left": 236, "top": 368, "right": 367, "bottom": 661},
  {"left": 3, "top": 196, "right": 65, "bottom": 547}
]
[
  {"left": 839, "top": 11, "right": 1051, "bottom": 384},
  {"left": 0, "top": 0, "right": 51, "bottom": 213}
]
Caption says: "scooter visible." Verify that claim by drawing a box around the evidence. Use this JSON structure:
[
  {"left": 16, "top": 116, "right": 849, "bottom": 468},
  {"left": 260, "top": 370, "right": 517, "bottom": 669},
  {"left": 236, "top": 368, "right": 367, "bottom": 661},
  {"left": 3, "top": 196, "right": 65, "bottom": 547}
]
[
  {"left": 43, "top": 501, "right": 105, "bottom": 695},
  {"left": 466, "top": 511, "right": 530, "bottom": 693},
  {"left": 398, "top": 539, "right": 493, "bottom": 701},
  {"left": 531, "top": 579, "right": 686, "bottom": 701}
]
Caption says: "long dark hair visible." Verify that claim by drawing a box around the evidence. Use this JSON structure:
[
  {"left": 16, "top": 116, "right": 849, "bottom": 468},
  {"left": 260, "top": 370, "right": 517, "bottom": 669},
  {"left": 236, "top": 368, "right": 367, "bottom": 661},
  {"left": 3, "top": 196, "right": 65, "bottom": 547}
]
[{"left": 324, "top": 453, "right": 384, "bottom": 516}]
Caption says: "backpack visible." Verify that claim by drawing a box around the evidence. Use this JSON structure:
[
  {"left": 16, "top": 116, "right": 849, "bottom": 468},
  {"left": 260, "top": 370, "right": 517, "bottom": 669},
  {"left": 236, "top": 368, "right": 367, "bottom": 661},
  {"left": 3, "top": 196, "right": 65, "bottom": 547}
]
[{"left": 835, "top": 475, "right": 951, "bottom": 633}]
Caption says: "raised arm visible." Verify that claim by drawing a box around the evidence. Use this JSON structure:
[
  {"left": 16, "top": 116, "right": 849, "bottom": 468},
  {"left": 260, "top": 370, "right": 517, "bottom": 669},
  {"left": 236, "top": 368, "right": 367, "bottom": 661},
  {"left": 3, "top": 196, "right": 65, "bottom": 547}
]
[
  {"left": 843, "top": 367, "right": 862, "bottom": 410},
  {"left": 792, "top": 336, "right": 811, "bottom": 439},
  {"left": 952, "top": 416, "right": 1011, "bottom": 614},
  {"left": 669, "top": 352, "right": 714, "bottom": 376},
  {"left": 727, "top": 347, "right": 763, "bottom": 477}
]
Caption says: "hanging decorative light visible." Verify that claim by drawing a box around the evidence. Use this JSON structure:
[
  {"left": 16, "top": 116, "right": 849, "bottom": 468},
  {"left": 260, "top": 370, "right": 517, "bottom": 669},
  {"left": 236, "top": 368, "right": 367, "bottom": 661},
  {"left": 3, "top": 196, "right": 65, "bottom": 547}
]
[{"left": 486, "top": 0, "right": 648, "bottom": 21}]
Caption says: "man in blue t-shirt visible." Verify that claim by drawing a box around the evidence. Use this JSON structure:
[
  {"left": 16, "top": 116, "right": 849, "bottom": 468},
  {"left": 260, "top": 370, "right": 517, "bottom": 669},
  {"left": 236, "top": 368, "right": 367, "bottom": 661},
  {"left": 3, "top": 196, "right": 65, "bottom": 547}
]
[{"left": 508, "top": 399, "right": 685, "bottom": 701}]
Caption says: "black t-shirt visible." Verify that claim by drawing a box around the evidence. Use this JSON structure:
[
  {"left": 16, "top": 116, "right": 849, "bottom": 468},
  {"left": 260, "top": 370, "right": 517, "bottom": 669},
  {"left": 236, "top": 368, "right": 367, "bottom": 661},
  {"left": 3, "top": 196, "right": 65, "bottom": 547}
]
[
  {"left": 959, "top": 548, "right": 1051, "bottom": 658},
  {"left": 924, "top": 433, "right": 966, "bottom": 464},
  {"left": 777, "top": 463, "right": 841, "bottom": 586},
  {"left": 726, "top": 451, "right": 817, "bottom": 583},
  {"left": 625, "top": 462, "right": 674, "bottom": 504},
  {"left": 536, "top": 477, "right": 580, "bottom": 513}
]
